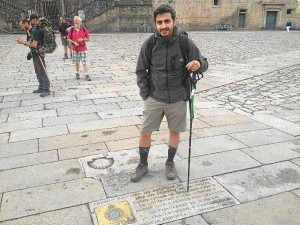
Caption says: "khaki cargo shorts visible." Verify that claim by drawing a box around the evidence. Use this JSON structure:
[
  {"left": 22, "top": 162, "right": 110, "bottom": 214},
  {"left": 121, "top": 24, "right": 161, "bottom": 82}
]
[{"left": 141, "top": 97, "right": 187, "bottom": 132}]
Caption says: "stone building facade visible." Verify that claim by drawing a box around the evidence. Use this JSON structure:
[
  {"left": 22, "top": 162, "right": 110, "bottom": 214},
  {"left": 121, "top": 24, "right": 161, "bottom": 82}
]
[{"left": 0, "top": 0, "right": 299, "bottom": 32}]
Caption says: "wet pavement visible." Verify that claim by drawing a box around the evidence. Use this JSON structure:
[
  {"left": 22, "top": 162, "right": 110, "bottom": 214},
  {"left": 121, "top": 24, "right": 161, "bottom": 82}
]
[{"left": 0, "top": 31, "right": 300, "bottom": 225}]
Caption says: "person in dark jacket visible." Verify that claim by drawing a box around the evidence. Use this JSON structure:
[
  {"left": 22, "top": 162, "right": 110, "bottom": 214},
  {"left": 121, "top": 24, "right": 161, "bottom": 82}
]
[
  {"left": 131, "top": 4, "right": 208, "bottom": 182},
  {"left": 16, "top": 18, "right": 51, "bottom": 97},
  {"left": 59, "top": 16, "right": 72, "bottom": 58}
]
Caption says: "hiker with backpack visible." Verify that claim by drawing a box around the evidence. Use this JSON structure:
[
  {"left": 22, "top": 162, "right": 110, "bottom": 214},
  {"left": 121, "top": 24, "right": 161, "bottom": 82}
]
[
  {"left": 131, "top": 4, "right": 208, "bottom": 182},
  {"left": 16, "top": 18, "right": 51, "bottom": 97},
  {"left": 59, "top": 16, "right": 72, "bottom": 59},
  {"left": 67, "top": 16, "right": 91, "bottom": 81}
]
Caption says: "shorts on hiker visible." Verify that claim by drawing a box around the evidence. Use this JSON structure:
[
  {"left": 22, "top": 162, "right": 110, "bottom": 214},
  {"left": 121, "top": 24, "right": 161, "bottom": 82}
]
[
  {"left": 72, "top": 50, "right": 87, "bottom": 64},
  {"left": 61, "top": 36, "right": 69, "bottom": 46},
  {"left": 141, "top": 97, "right": 187, "bottom": 133}
]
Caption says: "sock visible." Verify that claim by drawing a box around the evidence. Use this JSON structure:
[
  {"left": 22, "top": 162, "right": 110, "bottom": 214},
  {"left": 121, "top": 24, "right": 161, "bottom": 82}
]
[
  {"left": 166, "top": 146, "right": 177, "bottom": 162},
  {"left": 139, "top": 147, "right": 150, "bottom": 165}
]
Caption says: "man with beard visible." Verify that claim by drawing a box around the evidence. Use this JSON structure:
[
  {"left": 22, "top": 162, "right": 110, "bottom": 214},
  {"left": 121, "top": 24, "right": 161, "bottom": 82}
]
[
  {"left": 16, "top": 18, "right": 51, "bottom": 97},
  {"left": 131, "top": 4, "right": 208, "bottom": 182},
  {"left": 67, "top": 16, "right": 91, "bottom": 81}
]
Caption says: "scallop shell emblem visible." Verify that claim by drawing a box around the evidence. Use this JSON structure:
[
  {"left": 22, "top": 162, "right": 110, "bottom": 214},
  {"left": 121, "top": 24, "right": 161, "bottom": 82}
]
[{"left": 87, "top": 157, "right": 114, "bottom": 169}]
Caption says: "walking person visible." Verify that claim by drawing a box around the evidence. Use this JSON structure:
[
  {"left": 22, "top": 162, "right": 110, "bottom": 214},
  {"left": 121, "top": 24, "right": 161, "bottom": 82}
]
[
  {"left": 286, "top": 20, "right": 292, "bottom": 32},
  {"left": 16, "top": 18, "right": 51, "bottom": 97},
  {"left": 131, "top": 4, "right": 208, "bottom": 182},
  {"left": 29, "top": 14, "right": 38, "bottom": 27},
  {"left": 59, "top": 16, "right": 72, "bottom": 59},
  {"left": 67, "top": 16, "right": 91, "bottom": 81}
]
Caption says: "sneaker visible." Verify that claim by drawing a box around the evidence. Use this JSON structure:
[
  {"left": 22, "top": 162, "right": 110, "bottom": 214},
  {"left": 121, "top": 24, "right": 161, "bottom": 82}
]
[
  {"left": 64, "top": 54, "right": 68, "bottom": 59},
  {"left": 40, "top": 91, "right": 50, "bottom": 97},
  {"left": 165, "top": 162, "right": 177, "bottom": 180},
  {"left": 33, "top": 89, "right": 43, "bottom": 93},
  {"left": 76, "top": 73, "right": 80, "bottom": 79},
  {"left": 130, "top": 163, "right": 148, "bottom": 182},
  {"left": 85, "top": 75, "right": 91, "bottom": 81}
]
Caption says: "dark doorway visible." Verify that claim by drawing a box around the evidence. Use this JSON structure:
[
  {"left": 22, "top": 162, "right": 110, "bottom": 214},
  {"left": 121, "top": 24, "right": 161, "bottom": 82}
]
[
  {"left": 265, "top": 11, "right": 277, "bottom": 30},
  {"left": 239, "top": 13, "right": 245, "bottom": 28}
]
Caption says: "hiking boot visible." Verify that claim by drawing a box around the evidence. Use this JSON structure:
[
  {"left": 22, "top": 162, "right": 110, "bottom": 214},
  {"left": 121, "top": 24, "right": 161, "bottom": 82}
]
[
  {"left": 33, "top": 89, "right": 43, "bottom": 93},
  {"left": 76, "top": 73, "right": 80, "bottom": 79},
  {"left": 165, "top": 162, "right": 177, "bottom": 180},
  {"left": 85, "top": 75, "right": 91, "bottom": 81},
  {"left": 40, "top": 91, "right": 50, "bottom": 97},
  {"left": 130, "top": 163, "right": 148, "bottom": 182}
]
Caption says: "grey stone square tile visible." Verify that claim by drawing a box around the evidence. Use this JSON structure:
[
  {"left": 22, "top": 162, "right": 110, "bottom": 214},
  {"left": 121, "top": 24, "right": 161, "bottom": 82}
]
[
  {"left": 0, "top": 150, "right": 58, "bottom": 171},
  {"left": 242, "top": 141, "right": 300, "bottom": 164},
  {"left": 176, "top": 150, "right": 261, "bottom": 181},
  {"left": 0, "top": 133, "right": 9, "bottom": 144},
  {"left": 192, "top": 121, "right": 269, "bottom": 138},
  {"left": 0, "top": 159, "right": 84, "bottom": 193},
  {"left": 0, "top": 178, "right": 105, "bottom": 222},
  {"left": 0, "top": 140, "right": 38, "bottom": 158},
  {"left": 162, "top": 215, "right": 208, "bottom": 225},
  {"left": 0, "top": 205, "right": 94, "bottom": 225},
  {"left": 177, "top": 135, "right": 247, "bottom": 158},
  {"left": 250, "top": 113, "right": 300, "bottom": 136},
  {"left": 43, "top": 113, "right": 100, "bottom": 127},
  {"left": 0, "top": 119, "right": 42, "bottom": 133},
  {"left": 9, "top": 124, "right": 69, "bottom": 142},
  {"left": 202, "top": 192, "right": 300, "bottom": 225},
  {"left": 229, "top": 128, "right": 296, "bottom": 147},
  {"left": 214, "top": 161, "right": 300, "bottom": 202}
]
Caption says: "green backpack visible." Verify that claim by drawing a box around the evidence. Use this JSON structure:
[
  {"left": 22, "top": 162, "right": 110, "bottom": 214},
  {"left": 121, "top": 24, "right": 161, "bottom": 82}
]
[{"left": 37, "top": 17, "right": 57, "bottom": 54}]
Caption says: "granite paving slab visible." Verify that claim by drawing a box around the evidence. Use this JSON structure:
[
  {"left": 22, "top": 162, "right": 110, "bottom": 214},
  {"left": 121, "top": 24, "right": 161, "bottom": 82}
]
[
  {"left": 9, "top": 124, "right": 69, "bottom": 142},
  {"left": 0, "top": 150, "right": 58, "bottom": 171},
  {"left": 89, "top": 177, "right": 239, "bottom": 225},
  {"left": 0, "top": 205, "right": 94, "bottom": 225},
  {"left": 214, "top": 161, "right": 300, "bottom": 202},
  {"left": 0, "top": 159, "right": 84, "bottom": 193},
  {"left": 241, "top": 141, "right": 300, "bottom": 164},
  {"left": 249, "top": 113, "right": 300, "bottom": 136},
  {"left": 0, "top": 133, "right": 9, "bottom": 144},
  {"left": 0, "top": 139, "right": 38, "bottom": 158},
  {"left": 0, "top": 119, "right": 42, "bottom": 133},
  {"left": 192, "top": 121, "right": 270, "bottom": 138},
  {"left": 68, "top": 116, "right": 140, "bottom": 133},
  {"left": 229, "top": 128, "right": 296, "bottom": 147},
  {"left": 292, "top": 188, "right": 300, "bottom": 197},
  {"left": 162, "top": 215, "right": 208, "bottom": 225},
  {"left": 202, "top": 192, "right": 300, "bottom": 225},
  {"left": 177, "top": 135, "right": 247, "bottom": 158},
  {"left": 292, "top": 158, "right": 300, "bottom": 166},
  {"left": 7, "top": 109, "right": 57, "bottom": 122},
  {"left": 21, "top": 95, "right": 77, "bottom": 106},
  {"left": 0, "top": 178, "right": 105, "bottom": 222},
  {"left": 39, "top": 126, "right": 140, "bottom": 151},
  {"left": 43, "top": 113, "right": 100, "bottom": 127},
  {"left": 58, "top": 142, "right": 108, "bottom": 160},
  {"left": 176, "top": 150, "right": 261, "bottom": 181},
  {"left": 199, "top": 114, "right": 252, "bottom": 127}
]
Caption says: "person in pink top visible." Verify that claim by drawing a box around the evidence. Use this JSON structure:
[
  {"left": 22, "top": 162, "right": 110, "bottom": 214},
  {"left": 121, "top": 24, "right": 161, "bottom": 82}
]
[{"left": 67, "top": 16, "right": 91, "bottom": 81}]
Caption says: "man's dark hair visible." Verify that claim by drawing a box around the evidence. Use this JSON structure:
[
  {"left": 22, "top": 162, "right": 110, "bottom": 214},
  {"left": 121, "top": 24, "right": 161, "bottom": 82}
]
[
  {"left": 29, "top": 14, "right": 38, "bottom": 20},
  {"left": 153, "top": 4, "right": 176, "bottom": 22}
]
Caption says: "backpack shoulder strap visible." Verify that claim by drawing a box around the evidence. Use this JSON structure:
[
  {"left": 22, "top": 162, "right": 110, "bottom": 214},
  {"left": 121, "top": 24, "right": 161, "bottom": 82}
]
[
  {"left": 146, "top": 33, "right": 156, "bottom": 67},
  {"left": 179, "top": 31, "right": 189, "bottom": 65}
]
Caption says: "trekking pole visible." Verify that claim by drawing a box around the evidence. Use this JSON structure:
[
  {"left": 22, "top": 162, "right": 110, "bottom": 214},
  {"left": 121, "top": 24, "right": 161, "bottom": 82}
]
[
  {"left": 37, "top": 52, "right": 52, "bottom": 88},
  {"left": 187, "top": 72, "right": 203, "bottom": 192}
]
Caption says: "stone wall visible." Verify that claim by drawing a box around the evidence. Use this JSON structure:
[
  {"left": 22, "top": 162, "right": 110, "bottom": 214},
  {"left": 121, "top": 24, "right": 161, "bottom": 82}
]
[{"left": 1, "top": 0, "right": 300, "bottom": 32}]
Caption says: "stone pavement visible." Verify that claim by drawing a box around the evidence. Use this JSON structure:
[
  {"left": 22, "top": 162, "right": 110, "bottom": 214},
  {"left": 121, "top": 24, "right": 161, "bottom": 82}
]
[{"left": 0, "top": 31, "right": 300, "bottom": 225}]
